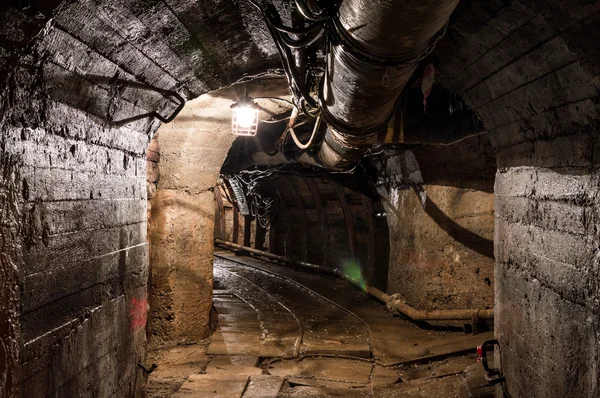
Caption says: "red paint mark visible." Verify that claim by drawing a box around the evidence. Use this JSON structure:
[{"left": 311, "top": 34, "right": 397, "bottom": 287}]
[
  {"left": 130, "top": 297, "right": 147, "bottom": 330},
  {"left": 421, "top": 63, "right": 436, "bottom": 110}
]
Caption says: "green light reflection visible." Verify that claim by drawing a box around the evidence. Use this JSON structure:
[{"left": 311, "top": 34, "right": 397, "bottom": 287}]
[{"left": 341, "top": 259, "right": 367, "bottom": 292}]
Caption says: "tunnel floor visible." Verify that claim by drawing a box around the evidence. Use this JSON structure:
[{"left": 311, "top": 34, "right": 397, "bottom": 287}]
[{"left": 147, "top": 253, "right": 494, "bottom": 397}]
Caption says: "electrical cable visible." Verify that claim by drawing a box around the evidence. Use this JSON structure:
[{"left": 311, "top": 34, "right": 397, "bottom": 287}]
[
  {"left": 270, "top": 19, "right": 325, "bottom": 35},
  {"left": 278, "top": 26, "right": 324, "bottom": 48},
  {"left": 294, "top": 0, "right": 330, "bottom": 21},
  {"left": 261, "top": 116, "right": 292, "bottom": 124},
  {"left": 289, "top": 114, "right": 322, "bottom": 149},
  {"left": 247, "top": 0, "right": 322, "bottom": 113},
  {"left": 254, "top": 96, "right": 295, "bottom": 106}
]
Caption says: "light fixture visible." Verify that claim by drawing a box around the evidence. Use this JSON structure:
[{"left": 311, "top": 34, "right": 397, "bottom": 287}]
[{"left": 231, "top": 101, "right": 259, "bottom": 136}]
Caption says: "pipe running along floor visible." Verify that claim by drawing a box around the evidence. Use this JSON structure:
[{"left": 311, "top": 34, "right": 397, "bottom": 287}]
[{"left": 147, "top": 252, "right": 495, "bottom": 397}]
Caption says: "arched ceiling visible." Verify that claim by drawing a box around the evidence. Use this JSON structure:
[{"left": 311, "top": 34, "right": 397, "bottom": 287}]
[{"left": 0, "top": 0, "right": 287, "bottom": 133}]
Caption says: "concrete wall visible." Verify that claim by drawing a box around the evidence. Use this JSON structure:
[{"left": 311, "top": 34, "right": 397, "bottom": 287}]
[
  {"left": 2, "top": 63, "right": 152, "bottom": 398},
  {"left": 435, "top": 1, "right": 600, "bottom": 396},
  {"left": 0, "top": 9, "right": 157, "bottom": 397},
  {"left": 0, "top": 157, "right": 22, "bottom": 398},
  {"left": 148, "top": 91, "right": 234, "bottom": 346},
  {"left": 381, "top": 135, "right": 496, "bottom": 311}
]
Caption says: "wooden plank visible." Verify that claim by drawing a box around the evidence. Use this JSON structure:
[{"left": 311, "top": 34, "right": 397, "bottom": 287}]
[
  {"left": 172, "top": 373, "right": 249, "bottom": 397},
  {"left": 275, "top": 192, "right": 293, "bottom": 260},
  {"left": 243, "top": 375, "right": 285, "bottom": 398},
  {"left": 214, "top": 188, "right": 225, "bottom": 239},
  {"left": 243, "top": 215, "right": 252, "bottom": 248},
  {"left": 255, "top": 220, "right": 265, "bottom": 251},
  {"left": 233, "top": 206, "right": 239, "bottom": 244},
  {"left": 334, "top": 184, "right": 356, "bottom": 256}
]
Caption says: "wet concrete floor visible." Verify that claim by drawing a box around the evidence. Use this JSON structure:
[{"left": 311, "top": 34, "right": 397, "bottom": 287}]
[{"left": 147, "top": 252, "right": 494, "bottom": 397}]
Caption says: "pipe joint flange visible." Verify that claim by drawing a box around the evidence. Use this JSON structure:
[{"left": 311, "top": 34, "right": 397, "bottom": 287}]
[
  {"left": 327, "top": 124, "right": 378, "bottom": 149},
  {"left": 386, "top": 300, "right": 399, "bottom": 315},
  {"left": 387, "top": 293, "right": 405, "bottom": 314}
]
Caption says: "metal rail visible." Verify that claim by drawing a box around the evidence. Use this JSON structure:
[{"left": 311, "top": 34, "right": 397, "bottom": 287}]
[{"left": 214, "top": 238, "right": 339, "bottom": 276}]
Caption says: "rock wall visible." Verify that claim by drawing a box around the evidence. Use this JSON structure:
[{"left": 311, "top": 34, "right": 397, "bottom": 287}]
[
  {"left": 381, "top": 135, "right": 496, "bottom": 311},
  {"left": 435, "top": 1, "right": 600, "bottom": 396},
  {"left": 148, "top": 78, "right": 291, "bottom": 347}
]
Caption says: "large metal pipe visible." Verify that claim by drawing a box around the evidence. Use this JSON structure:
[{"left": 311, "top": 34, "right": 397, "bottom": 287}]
[{"left": 318, "top": 0, "right": 461, "bottom": 169}]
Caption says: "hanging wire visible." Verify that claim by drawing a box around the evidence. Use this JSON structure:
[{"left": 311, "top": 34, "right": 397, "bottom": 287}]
[
  {"left": 254, "top": 96, "right": 295, "bottom": 106},
  {"left": 224, "top": 170, "right": 280, "bottom": 228},
  {"left": 261, "top": 116, "right": 292, "bottom": 124},
  {"left": 246, "top": 0, "right": 327, "bottom": 116},
  {"left": 294, "top": 0, "right": 329, "bottom": 21},
  {"left": 288, "top": 114, "right": 321, "bottom": 149}
]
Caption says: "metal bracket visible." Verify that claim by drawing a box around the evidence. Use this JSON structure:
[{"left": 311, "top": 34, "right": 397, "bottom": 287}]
[
  {"left": 476, "top": 339, "right": 506, "bottom": 385},
  {"left": 138, "top": 362, "right": 158, "bottom": 375}
]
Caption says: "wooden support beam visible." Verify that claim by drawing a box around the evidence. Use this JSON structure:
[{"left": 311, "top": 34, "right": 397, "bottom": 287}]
[
  {"left": 305, "top": 177, "right": 330, "bottom": 267},
  {"left": 243, "top": 215, "right": 252, "bottom": 248},
  {"left": 361, "top": 194, "right": 377, "bottom": 285},
  {"left": 334, "top": 183, "right": 356, "bottom": 257},
  {"left": 255, "top": 220, "right": 265, "bottom": 251},
  {"left": 214, "top": 187, "right": 225, "bottom": 239},
  {"left": 232, "top": 206, "right": 239, "bottom": 244},
  {"left": 276, "top": 191, "right": 294, "bottom": 260},
  {"left": 284, "top": 178, "right": 309, "bottom": 263},
  {"left": 268, "top": 217, "right": 277, "bottom": 254}
]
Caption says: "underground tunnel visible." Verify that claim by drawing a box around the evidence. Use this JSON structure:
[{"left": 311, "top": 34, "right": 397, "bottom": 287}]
[{"left": 0, "top": 0, "right": 599, "bottom": 397}]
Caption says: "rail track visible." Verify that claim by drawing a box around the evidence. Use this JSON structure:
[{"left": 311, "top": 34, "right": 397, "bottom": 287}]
[{"left": 157, "top": 252, "right": 494, "bottom": 397}]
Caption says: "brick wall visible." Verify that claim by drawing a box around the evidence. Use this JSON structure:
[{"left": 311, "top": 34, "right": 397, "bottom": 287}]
[
  {"left": 0, "top": 1, "right": 280, "bottom": 395},
  {"left": 435, "top": 1, "right": 600, "bottom": 396}
]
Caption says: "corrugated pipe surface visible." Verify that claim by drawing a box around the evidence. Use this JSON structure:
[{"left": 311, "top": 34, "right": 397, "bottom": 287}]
[{"left": 318, "top": 0, "right": 460, "bottom": 169}]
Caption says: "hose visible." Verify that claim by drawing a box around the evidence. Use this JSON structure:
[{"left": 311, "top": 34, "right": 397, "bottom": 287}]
[{"left": 289, "top": 113, "right": 321, "bottom": 149}]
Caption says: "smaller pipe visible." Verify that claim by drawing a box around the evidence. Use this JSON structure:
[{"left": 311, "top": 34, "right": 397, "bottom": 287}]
[
  {"left": 290, "top": 113, "right": 322, "bottom": 149},
  {"left": 217, "top": 238, "right": 494, "bottom": 322},
  {"left": 360, "top": 283, "right": 493, "bottom": 321},
  {"left": 214, "top": 238, "right": 338, "bottom": 276}
]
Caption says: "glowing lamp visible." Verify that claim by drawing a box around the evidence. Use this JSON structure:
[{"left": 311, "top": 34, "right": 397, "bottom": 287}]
[{"left": 231, "top": 102, "right": 259, "bottom": 136}]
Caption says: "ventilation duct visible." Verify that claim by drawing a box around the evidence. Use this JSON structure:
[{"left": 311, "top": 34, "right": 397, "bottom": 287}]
[{"left": 317, "top": 0, "right": 461, "bottom": 169}]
